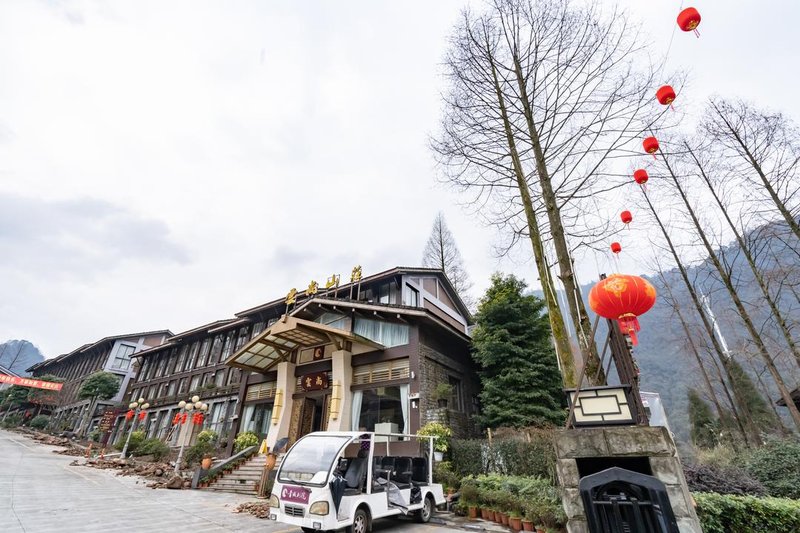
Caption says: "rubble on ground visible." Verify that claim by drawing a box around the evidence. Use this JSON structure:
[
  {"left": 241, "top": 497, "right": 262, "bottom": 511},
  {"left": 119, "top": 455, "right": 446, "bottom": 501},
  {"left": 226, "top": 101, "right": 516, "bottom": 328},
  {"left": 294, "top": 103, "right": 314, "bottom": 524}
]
[{"left": 233, "top": 501, "right": 271, "bottom": 519}]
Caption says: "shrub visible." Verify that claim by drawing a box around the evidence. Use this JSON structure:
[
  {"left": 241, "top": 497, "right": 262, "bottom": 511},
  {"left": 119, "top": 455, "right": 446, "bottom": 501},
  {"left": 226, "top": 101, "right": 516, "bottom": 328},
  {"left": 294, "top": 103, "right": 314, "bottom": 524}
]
[
  {"left": 196, "top": 429, "right": 217, "bottom": 444},
  {"left": 460, "top": 482, "right": 479, "bottom": 507},
  {"left": 185, "top": 439, "right": 216, "bottom": 466},
  {"left": 433, "top": 460, "right": 461, "bottom": 491},
  {"left": 1, "top": 413, "right": 23, "bottom": 428},
  {"left": 417, "top": 422, "right": 452, "bottom": 453},
  {"left": 694, "top": 492, "right": 800, "bottom": 533},
  {"left": 89, "top": 429, "right": 101, "bottom": 443},
  {"left": 29, "top": 415, "right": 50, "bottom": 430},
  {"left": 744, "top": 439, "right": 800, "bottom": 499},
  {"left": 684, "top": 462, "right": 766, "bottom": 496},
  {"left": 135, "top": 438, "right": 170, "bottom": 461},
  {"left": 233, "top": 431, "right": 259, "bottom": 452},
  {"left": 115, "top": 430, "right": 145, "bottom": 453},
  {"left": 451, "top": 439, "right": 487, "bottom": 478},
  {"left": 494, "top": 437, "right": 555, "bottom": 480}
]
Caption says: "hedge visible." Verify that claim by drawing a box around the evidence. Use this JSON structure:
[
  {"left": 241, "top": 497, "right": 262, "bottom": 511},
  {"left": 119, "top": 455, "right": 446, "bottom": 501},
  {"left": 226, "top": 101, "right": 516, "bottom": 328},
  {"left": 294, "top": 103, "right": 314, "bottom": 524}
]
[
  {"left": 450, "top": 431, "right": 555, "bottom": 481},
  {"left": 694, "top": 492, "right": 800, "bottom": 533}
]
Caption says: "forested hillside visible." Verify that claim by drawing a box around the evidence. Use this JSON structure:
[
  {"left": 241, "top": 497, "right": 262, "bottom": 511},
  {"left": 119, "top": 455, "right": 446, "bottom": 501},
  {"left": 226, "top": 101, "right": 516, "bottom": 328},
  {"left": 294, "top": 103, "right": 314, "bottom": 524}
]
[{"left": 0, "top": 340, "right": 45, "bottom": 376}]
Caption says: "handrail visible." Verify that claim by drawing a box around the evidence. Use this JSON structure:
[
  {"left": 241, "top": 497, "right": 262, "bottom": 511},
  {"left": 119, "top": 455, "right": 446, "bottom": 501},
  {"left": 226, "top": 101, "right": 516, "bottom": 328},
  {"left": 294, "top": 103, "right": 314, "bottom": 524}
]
[{"left": 192, "top": 444, "right": 258, "bottom": 488}]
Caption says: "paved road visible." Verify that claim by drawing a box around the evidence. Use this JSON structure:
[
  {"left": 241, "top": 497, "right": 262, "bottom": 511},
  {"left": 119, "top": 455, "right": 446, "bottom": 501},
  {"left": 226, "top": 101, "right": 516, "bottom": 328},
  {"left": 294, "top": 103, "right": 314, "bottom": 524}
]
[{"left": 0, "top": 430, "right": 450, "bottom": 533}]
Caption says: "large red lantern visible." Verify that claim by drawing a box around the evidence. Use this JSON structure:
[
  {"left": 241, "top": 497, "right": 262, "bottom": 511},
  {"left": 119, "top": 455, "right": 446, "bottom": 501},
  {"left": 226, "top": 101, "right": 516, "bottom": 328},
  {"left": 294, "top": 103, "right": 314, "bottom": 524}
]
[
  {"left": 677, "top": 8, "right": 701, "bottom": 36},
  {"left": 620, "top": 210, "right": 632, "bottom": 225},
  {"left": 610, "top": 242, "right": 622, "bottom": 254},
  {"left": 656, "top": 85, "right": 676, "bottom": 108},
  {"left": 643, "top": 137, "right": 659, "bottom": 158},
  {"left": 589, "top": 274, "right": 657, "bottom": 345},
  {"left": 633, "top": 169, "right": 649, "bottom": 186},
  {"left": 125, "top": 410, "right": 134, "bottom": 421},
  {"left": 138, "top": 411, "right": 147, "bottom": 421}
]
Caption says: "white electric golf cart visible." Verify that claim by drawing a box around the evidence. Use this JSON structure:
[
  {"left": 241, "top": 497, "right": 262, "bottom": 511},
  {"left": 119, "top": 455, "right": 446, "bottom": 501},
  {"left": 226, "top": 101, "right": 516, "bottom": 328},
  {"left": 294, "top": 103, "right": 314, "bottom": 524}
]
[{"left": 268, "top": 431, "right": 445, "bottom": 533}]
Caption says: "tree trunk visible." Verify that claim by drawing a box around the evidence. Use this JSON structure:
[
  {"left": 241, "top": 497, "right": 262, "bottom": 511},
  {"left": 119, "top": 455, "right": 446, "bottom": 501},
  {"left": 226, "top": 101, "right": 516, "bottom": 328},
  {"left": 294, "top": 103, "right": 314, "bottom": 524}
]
[
  {"left": 686, "top": 143, "right": 800, "bottom": 370},
  {"left": 661, "top": 153, "right": 800, "bottom": 431},
  {"left": 485, "top": 37, "right": 576, "bottom": 387},
  {"left": 511, "top": 57, "right": 606, "bottom": 385}
]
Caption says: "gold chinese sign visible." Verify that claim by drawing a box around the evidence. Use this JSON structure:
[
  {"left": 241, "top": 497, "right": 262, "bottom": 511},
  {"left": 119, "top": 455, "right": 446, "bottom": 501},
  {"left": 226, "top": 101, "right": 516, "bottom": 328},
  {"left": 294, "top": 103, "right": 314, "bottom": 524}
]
[
  {"left": 284, "top": 266, "right": 361, "bottom": 306},
  {"left": 301, "top": 372, "right": 329, "bottom": 392}
]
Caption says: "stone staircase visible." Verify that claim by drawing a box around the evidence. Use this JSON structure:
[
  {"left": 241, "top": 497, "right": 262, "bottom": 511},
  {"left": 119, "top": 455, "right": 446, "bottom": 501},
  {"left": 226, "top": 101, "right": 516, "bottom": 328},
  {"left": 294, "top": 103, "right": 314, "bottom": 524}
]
[{"left": 205, "top": 453, "right": 282, "bottom": 495}]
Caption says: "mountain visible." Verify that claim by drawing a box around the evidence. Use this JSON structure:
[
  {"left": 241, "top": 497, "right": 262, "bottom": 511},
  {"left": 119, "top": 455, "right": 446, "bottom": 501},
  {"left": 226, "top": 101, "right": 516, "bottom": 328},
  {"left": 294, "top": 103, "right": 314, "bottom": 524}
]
[{"left": 0, "top": 340, "right": 45, "bottom": 376}]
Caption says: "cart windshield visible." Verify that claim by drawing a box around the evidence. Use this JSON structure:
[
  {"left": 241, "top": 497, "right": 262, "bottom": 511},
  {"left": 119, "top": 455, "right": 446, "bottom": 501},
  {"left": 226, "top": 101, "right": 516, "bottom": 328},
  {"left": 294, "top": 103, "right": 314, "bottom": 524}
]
[{"left": 278, "top": 435, "right": 351, "bottom": 486}]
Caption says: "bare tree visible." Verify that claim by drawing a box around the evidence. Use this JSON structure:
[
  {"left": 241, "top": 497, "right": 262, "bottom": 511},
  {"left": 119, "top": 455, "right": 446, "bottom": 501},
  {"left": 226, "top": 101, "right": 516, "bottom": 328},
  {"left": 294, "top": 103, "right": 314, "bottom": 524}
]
[
  {"left": 702, "top": 98, "right": 800, "bottom": 241},
  {"left": 422, "top": 212, "right": 476, "bottom": 309},
  {"left": 655, "top": 145, "right": 800, "bottom": 430},
  {"left": 433, "top": 0, "right": 667, "bottom": 384}
]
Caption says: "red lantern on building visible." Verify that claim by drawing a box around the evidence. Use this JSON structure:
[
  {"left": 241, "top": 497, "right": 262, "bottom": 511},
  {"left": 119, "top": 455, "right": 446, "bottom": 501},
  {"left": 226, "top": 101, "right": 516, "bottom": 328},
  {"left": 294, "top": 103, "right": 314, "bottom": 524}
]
[
  {"left": 656, "top": 85, "right": 676, "bottom": 108},
  {"left": 620, "top": 210, "right": 632, "bottom": 225},
  {"left": 125, "top": 410, "right": 134, "bottom": 421},
  {"left": 643, "top": 136, "right": 659, "bottom": 158},
  {"left": 172, "top": 413, "right": 181, "bottom": 425},
  {"left": 181, "top": 413, "right": 188, "bottom": 424},
  {"left": 588, "top": 274, "right": 657, "bottom": 345},
  {"left": 138, "top": 411, "right": 146, "bottom": 421},
  {"left": 633, "top": 169, "right": 649, "bottom": 187},
  {"left": 610, "top": 242, "right": 622, "bottom": 255},
  {"left": 677, "top": 7, "right": 701, "bottom": 36},
  {"left": 193, "top": 413, "right": 205, "bottom": 426}
]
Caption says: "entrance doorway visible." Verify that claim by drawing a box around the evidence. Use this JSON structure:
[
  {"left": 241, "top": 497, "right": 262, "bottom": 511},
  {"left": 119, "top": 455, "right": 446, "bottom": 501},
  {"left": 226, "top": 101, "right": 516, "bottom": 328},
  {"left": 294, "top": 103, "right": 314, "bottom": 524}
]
[{"left": 291, "top": 394, "right": 330, "bottom": 443}]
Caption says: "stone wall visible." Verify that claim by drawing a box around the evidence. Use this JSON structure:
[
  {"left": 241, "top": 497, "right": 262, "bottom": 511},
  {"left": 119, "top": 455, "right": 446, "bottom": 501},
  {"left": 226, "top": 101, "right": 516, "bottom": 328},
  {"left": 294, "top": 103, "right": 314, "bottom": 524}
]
[
  {"left": 418, "top": 343, "right": 479, "bottom": 438},
  {"left": 554, "top": 426, "right": 701, "bottom": 533}
]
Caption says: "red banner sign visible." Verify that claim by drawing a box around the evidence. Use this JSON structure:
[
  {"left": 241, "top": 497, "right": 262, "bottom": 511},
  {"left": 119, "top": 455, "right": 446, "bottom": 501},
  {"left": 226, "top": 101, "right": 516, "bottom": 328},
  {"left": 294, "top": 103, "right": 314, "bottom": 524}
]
[
  {"left": 301, "top": 372, "right": 329, "bottom": 392},
  {"left": 0, "top": 374, "right": 63, "bottom": 391}
]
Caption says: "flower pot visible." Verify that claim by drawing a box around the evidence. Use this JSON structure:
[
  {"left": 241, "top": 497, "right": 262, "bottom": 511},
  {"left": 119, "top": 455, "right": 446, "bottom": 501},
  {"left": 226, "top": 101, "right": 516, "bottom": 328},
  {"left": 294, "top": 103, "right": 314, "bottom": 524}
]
[
  {"left": 434, "top": 451, "right": 444, "bottom": 462},
  {"left": 201, "top": 456, "right": 213, "bottom": 470},
  {"left": 266, "top": 452, "right": 277, "bottom": 470},
  {"left": 535, "top": 527, "right": 546, "bottom": 533},
  {"left": 521, "top": 520, "right": 534, "bottom": 531},
  {"left": 468, "top": 506, "right": 478, "bottom": 519},
  {"left": 481, "top": 508, "right": 491, "bottom": 521},
  {"left": 500, "top": 513, "right": 509, "bottom": 526},
  {"left": 509, "top": 517, "right": 522, "bottom": 531}
]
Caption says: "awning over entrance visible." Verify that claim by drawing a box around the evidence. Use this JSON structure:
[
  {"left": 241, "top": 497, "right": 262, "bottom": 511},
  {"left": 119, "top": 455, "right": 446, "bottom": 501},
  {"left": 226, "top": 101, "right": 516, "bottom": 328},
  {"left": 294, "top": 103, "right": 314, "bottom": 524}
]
[{"left": 225, "top": 315, "right": 384, "bottom": 373}]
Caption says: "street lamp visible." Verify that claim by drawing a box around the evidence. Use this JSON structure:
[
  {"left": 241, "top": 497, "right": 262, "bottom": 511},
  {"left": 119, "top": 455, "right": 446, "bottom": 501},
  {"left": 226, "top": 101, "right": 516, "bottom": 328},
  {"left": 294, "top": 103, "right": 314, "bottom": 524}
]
[
  {"left": 174, "top": 395, "right": 208, "bottom": 475},
  {"left": 120, "top": 397, "right": 149, "bottom": 459}
]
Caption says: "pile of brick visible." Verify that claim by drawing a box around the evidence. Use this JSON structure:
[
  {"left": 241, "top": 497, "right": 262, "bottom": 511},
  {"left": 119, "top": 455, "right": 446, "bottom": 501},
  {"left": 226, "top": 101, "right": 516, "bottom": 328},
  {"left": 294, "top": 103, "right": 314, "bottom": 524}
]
[{"left": 233, "top": 501, "right": 271, "bottom": 519}]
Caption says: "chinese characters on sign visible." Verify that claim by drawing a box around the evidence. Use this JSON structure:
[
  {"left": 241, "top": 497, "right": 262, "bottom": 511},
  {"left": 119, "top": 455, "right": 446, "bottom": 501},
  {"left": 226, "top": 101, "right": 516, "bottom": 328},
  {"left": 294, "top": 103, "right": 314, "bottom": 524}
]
[
  {"left": 0, "top": 374, "right": 64, "bottom": 391},
  {"left": 283, "top": 266, "right": 361, "bottom": 308},
  {"left": 281, "top": 485, "right": 311, "bottom": 504},
  {"left": 301, "top": 372, "right": 329, "bottom": 392}
]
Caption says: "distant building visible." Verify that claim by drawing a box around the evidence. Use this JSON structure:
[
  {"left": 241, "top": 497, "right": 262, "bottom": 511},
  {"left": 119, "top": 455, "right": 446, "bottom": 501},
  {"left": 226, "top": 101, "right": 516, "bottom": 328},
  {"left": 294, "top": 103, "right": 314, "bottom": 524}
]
[
  {"left": 0, "top": 364, "right": 21, "bottom": 391},
  {"left": 27, "top": 331, "right": 171, "bottom": 433}
]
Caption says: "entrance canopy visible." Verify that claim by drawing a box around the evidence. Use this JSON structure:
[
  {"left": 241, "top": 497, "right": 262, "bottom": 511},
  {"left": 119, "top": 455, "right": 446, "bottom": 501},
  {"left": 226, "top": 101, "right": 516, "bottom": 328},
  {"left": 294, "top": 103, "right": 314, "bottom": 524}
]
[{"left": 225, "top": 315, "right": 383, "bottom": 373}]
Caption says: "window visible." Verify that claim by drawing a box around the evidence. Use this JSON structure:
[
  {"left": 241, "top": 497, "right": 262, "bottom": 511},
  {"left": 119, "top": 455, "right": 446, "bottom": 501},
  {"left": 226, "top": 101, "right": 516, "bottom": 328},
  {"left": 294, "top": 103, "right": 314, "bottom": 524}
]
[
  {"left": 235, "top": 327, "right": 249, "bottom": 351},
  {"left": 112, "top": 344, "right": 137, "bottom": 370},
  {"left": 313, "top": 312, "right": 347, "bottom": 331},
  {"left": 174, "top": 345, "right": 188, "bottom": 373},
  {"left": 221, "top": 331, "right": 235, "bottom": 360},
  {"left": 167, "top": 380, "right": 177, "bottom": 397},
  {"left": 227, "top": 368, "right": 241, "bottom": 386},
  {"left": 186, "top": 342, "right": 200, "bottom": 371},
  {"left": 251, "top": 321, "right": 266, "bottom": 338},
  {"left": 156, "top": 355, "right": 167, "bottom": 377},
  {"left": 214, "top": 369, "right": 226, "bottom": 387},
  {"left": 208, "top": 335, "right": 224, "bottom": 365},
  {"left": 178, "top": 378, "right": 188, "bottom": 394},
  {"left": 241, "top": 403, "right": 272, "bottom": 436},
  {"left": 448, "top": 376, "right": 463, "bottom": 412},
  {"left": 197, "top": 339, "right": 211, "bottom": 368},
  {"left": 351, "top": 385, "right": 409, "bottom": 434},
  {"left": 189, "top": 375, "right": 201, "bottom": 392},
  {"left": 354, "top": 318, "right": 409, "bottom": 347},
  {"left": 403, "top": 284, "right": 420, "bottom": 307}
]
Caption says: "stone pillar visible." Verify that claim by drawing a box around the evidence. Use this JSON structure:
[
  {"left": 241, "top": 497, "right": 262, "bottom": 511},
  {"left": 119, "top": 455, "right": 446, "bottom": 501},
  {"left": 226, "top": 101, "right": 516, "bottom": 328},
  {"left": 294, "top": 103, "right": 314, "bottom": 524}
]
[
  {"left": 267, "top": 361, "right": 295, "bottom": 449},
  {"left": 554, "top": 426, "right": 702, "bottom": 533},
  {"left": 326, "top": 349, "right": 352, "bottom": 432}
]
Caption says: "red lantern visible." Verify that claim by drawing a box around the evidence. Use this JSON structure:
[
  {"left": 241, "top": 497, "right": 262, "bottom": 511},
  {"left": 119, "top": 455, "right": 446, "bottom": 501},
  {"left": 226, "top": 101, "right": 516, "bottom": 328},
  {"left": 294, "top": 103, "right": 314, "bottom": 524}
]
[
  {"left": 589, "top": 274, "right": 657, "bottom": 345},
  {"left": 125, "top": 410, "right": 134, "bottom": 421},
  {"left": 633, "top": 169, "right": 649, "bottom": 186},
  {"left": 181, "top": 413, "right": 188, "bottom": 425},
  {"left": 677, "top": 7, "right": 701, "bottom": 36},
  {"left": 643, "top": 136, "right": 659, "bottom": 158},
  {"left": 656, "top": 85, "right": 676, "bottom": 108},
  {"left": 172, "top": 413, "right": 181, "bottom": 425},
  {"left": 138, "top": 411, "right": 146, "bottom": 421},
  {"left": 620, "top": 210, "right": 632, "bottom": 225},
  {"left": 610, "top": 242, "right": 622, "bottom": 254},
  {"left": 193, "top": 413, "right": 205, "bottom": 426}
]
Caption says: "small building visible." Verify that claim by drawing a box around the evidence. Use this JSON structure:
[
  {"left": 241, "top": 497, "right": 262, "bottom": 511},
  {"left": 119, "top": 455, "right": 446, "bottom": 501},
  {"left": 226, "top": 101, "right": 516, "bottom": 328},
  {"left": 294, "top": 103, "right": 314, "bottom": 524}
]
[
  {"left": 26, "top": 331, "right": 171, "bottom": 434},
  {"left": 225, "top": 267, "right": 478, "bottom": 453},
  {"left": 0, "top": 364, "right": 21, "bottom": 391}
]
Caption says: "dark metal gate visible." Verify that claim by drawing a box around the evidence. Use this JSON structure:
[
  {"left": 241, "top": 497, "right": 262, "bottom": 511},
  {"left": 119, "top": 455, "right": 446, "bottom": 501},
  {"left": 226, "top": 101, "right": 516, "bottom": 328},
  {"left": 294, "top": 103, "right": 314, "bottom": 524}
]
[{"left": 579, "top": 467, "right": 679, "bottom": 533}]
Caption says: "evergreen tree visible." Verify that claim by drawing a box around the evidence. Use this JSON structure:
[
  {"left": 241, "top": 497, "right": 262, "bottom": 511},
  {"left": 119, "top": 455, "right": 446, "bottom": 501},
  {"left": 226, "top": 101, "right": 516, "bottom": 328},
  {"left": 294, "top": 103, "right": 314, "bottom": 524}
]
[
  {"left": 688, "top": 389, "right": 718, "bottom": 448},
  {"left": 728, "top": 358, "right": 785, "bottom": 437},
  {"left": 76, "top": 371, "right": 120, "bottom": 436},
  {"left": 472, "top": 274, "right": 564, "bottom": 427}
]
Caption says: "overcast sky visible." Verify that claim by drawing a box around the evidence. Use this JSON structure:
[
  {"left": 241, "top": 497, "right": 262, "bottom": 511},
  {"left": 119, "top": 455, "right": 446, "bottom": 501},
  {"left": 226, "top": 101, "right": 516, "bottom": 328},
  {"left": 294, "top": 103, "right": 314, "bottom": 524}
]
[{"left": 2, "top": 1, "right": 798, "bottom": 358}]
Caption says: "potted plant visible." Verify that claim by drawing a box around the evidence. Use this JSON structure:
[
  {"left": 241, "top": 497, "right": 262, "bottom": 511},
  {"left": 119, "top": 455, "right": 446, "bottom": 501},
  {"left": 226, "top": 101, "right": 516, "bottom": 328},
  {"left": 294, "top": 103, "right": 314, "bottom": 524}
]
[
  {"left": 417, "top": 422, "right": 452, "bottom": 461},
  {"left": 521, "top": 501, "right": 536, "bottom": 532},
  {"left": 433, "top": 383, "right": 453, "bottom": 408},
  {"left": 201, "top": 453, "right": 213, "bottom": 470},
  {"left": 461, "top": 483, "right": 479, "bottom": 520},
  {"left": 508, "top": 496, "right": 523, "bottom": 532}
]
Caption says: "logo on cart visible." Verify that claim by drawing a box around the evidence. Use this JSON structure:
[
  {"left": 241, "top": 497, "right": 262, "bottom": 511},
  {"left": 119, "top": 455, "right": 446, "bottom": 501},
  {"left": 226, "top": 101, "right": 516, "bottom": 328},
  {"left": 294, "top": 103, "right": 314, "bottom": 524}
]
[{"left": 281, "top": 485, "right": 311, "bottom": 504}]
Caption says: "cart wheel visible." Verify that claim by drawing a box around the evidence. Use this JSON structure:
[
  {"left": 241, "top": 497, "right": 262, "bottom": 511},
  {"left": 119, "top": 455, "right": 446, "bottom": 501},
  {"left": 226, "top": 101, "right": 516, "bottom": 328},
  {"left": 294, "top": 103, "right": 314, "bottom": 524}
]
[
  {"left": 347, "top": 507, "right": 369, "bottom": 533},
  {"left": 415, "top": 495, "right": 434, "bottom": 523}
]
